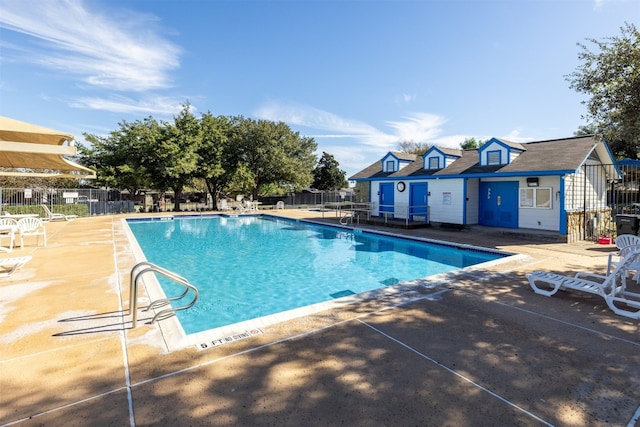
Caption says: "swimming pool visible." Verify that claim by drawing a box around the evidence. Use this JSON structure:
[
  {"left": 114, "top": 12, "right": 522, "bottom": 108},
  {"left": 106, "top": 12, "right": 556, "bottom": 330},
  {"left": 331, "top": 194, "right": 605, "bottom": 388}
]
[{"left": 126, "top": 215, "right": 506, "bottom": 339}]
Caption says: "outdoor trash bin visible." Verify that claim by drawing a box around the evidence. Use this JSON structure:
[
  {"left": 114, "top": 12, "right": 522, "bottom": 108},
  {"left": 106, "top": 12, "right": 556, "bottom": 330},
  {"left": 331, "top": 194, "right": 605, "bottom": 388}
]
[{"left": 616, "top": 214, "right": 640, "bottom": 236}]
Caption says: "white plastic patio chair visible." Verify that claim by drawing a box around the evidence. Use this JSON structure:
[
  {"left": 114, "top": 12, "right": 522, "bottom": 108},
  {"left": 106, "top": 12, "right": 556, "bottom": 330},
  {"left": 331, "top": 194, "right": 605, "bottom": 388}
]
[
  {"left": 527, "top": 248, "right": 640, "bottom": 319},
  {"left": 0, "top": 218, "right": 18, "bottom": 252},
  {"left": 17, "top": 217, "right": 47, "bottom": 248}
]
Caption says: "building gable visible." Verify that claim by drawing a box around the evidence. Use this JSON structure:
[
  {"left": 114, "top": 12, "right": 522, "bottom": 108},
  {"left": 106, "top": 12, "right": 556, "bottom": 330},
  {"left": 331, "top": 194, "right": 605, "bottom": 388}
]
[
  {"left": 349, "top": 135, "right": 616, "bottom": 182},
  {"left": 381, "top": 151, "right": 415, "bottom": 173},
  {"left": 422, "top": 147, "right": 462, "bottom": 170},
  {"left": 477, "top": 138, "right": 525, "bottom": 166}
]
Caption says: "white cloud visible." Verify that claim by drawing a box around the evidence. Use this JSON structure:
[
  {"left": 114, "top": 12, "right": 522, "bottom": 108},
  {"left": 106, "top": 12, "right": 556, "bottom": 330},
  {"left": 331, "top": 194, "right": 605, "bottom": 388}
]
[
  {"left": 254, "top": 101, "right": 450, "bottom": 152},
  {"left": 255, "top": 100, "right": 454, "bottom": 176},
  {"left": 0, "top": 0, "right": 180, "bottom": 92},
  {"left": 500, "top": 129, "right": 535, "bottom": 143},
  {"left": 70, "top": 95, "right": 185, "bottom": 116},
  {"left": 255, "top": 100, "right": 398, "bottom": 148},
  {"left": 395, "top": 93, "right": 416, "bottom": 104},
  {"left": 386, "top": 113, "right": 446, "bottom": 143}
]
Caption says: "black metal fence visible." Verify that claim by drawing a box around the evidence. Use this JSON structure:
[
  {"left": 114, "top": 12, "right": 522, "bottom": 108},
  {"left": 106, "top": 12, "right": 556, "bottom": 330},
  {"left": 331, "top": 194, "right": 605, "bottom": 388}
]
[
  {"left": 0, "top": 188, "right": 134, "bottom": 217},
  {"left": 260, "top": 190, "right": 355, "bottom": 208},
  {"left": 3, "top": 168, "right": 638, "bottom": 242},
  {"left": 579, "top": 161, "right": 640, "bottom": 240}
]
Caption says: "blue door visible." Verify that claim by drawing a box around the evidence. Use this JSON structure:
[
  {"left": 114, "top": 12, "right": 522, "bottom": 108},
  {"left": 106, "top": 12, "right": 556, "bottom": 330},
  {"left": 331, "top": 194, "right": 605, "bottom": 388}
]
[
  {"left": 379, "top": 183, "right": 394, "bottom": 217},
  {"left": 409, "top": 182, "right": 428, "bottom": 221},
  {"left": 479, "top": 181, "right": 519, "bottom": 228}
]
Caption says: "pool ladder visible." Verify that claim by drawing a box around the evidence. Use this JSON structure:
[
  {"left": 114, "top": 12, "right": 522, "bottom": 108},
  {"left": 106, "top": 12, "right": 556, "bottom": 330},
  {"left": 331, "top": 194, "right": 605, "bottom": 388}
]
[
  {"left": 340, "top": 211, "right": 354, "bottom": 225},
  {"left": 129, "top": 261, "right": 199, "bottom": 328}
]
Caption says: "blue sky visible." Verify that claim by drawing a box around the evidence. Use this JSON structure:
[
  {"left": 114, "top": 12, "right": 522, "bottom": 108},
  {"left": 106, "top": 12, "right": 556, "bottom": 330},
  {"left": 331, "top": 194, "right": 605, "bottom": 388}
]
[{"left": 0, "top": 0, "right": 637, "bottom": 178}]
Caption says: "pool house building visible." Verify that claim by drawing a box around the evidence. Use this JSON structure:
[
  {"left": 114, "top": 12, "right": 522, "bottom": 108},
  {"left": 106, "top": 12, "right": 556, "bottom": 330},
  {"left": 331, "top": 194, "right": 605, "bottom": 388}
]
[{"left": 349, "top": 135, "right": 620, "bottom": 242}]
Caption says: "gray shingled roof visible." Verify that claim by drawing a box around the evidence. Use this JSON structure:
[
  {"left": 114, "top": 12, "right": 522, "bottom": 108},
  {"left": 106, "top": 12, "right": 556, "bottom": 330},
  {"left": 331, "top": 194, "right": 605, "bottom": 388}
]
[
  {"left": 436, "top": 147, "right": 463, "bottom": 157},
  {"left": 493, "top": 138, "right": 526, "bottom": 151},
  {"left": 388, "top": 151, "right": 417, "bottom": 161},
  {"left": 350, "top": 135, "right": 603, "bottom": 180}
]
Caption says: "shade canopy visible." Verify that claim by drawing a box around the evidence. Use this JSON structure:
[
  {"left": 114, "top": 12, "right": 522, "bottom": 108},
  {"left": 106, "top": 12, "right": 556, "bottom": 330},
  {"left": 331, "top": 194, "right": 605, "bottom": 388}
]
[{"left": 0, "top": 116, "right": 96, "bottom": 179}]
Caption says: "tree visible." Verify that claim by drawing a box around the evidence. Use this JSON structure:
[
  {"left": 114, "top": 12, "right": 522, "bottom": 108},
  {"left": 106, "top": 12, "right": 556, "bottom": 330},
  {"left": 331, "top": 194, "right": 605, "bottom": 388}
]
[
  {"left": 397, "top": 140, "right": 429, "bottom": 155},
  {"left": 460, "top": 137, "right": 486, "bottom": 150},
  {"left": 79, "top": 118, "right": 156, "bottom": 195},
  {"left": 79, "top": 110, "right": 318, "bottom": 203},
  {"left": 566, "top": 22, "right": 640, "bottom": 159},
  {"left": 151, "top": 104, "right": 201, "bottom": 211},
  {"left": 312, "top": 152, "right": 347, "bottom": 190},
  {"left": 195, "top": 112, "right": 231, "bottom": 204},
  {"left": 226, "top": 117, "right": 317, "bottom": 199}
]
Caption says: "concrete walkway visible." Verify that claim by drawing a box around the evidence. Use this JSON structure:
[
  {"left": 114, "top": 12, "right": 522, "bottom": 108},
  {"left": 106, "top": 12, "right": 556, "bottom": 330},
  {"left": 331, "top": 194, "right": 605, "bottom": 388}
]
[{"left": 1, "top": 211, "right": 639, "bottom": 426}]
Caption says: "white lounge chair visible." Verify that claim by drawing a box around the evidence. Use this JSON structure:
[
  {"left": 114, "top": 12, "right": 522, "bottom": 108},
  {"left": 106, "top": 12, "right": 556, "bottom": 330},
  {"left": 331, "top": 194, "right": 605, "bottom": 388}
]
[
  {"left": 17, "top": 217, "right": 47, "bottom": 248},
  {"left": 0, "top": 218, "right": 18, "bottom": 252},
  {"left": 607, "top": 235, "right": 640, "bottom": 282},
  {"left": 527, "top": 248, "right": 640, "bottom": 319},
  {"left": 0, "top": 255, "right": 32, "bottom": 277},
  {"left": 40, "top": 204, "right": 78, "bottom": 221},
  {"left": 276, "top": 201, "right": 285, "bottom": 210}
]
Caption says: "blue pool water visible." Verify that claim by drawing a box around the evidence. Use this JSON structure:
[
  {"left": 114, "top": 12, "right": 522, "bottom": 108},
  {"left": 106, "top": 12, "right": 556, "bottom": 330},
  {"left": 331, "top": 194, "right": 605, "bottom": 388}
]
[{"left": 127, "top": 215, "right": 503, "bottom": 334}]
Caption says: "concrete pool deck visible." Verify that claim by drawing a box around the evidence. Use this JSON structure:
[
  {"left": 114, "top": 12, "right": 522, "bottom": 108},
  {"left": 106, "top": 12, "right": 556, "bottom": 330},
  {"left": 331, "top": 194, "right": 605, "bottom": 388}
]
[{"left": 1, "top": 211, "right": 639, "bottom": 426}]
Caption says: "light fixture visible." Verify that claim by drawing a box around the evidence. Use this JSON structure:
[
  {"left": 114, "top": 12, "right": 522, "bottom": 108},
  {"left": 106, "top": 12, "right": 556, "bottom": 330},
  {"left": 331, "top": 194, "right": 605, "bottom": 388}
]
[{"left": 527, "top": 177, "right": 539, "bottom": 187}]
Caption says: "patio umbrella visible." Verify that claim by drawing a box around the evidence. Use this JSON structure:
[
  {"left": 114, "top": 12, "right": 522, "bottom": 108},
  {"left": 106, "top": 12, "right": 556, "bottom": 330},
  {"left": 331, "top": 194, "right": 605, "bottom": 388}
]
[{"left": 0, "top": 116, "right": 96, "bottom": 178}]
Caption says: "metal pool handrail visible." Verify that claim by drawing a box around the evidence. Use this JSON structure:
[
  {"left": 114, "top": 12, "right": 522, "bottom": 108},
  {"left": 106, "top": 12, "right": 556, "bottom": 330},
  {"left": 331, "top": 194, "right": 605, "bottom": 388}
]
[{"left": 129, "top": 261, "right": 199, "bottom": 328}]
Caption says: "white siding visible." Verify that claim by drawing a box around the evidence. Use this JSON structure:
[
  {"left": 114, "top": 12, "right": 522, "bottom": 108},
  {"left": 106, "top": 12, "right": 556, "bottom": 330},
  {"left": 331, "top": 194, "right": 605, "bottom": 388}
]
[
  {"left": 370, "top": 181, "right": 381, "bottom": 215},
  {"left": 509, "top": 150, "right": 521, "bottom": 163},
  {"left": 564, "top": 161, "right": 607, "bottom": 212},
  {"left": 427, "top": 179, "right": 465, "bottom": 224},
  {"left": 517, "top": 176, "right": 561, "bottom": 231},
  {"left": 394, "top": 181, "right": 410, "bottom": 219},
  {"left": 465, "top": 179, "right": 480, "bottom": 224},
  {"left": 445, "top": 156, "right": 457, "bottom": 167},
  {"left": 398, "top": 161, "right": 411, "bottom": 170}
]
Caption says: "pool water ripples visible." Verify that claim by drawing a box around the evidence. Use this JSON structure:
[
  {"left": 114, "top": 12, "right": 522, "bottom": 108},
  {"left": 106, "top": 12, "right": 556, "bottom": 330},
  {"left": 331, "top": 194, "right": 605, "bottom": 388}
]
[{"left": 127, "top": 215, "right": 502, "bottom": 334}]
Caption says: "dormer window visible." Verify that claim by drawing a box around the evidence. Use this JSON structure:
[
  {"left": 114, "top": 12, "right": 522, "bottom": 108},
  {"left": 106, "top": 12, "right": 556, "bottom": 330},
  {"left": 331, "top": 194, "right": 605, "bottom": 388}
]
[
  {"left": 385, "top": 160, "right": 395, "bottom": 172},
  {"left": 487, "top": 150, "right": 501, "bottom": 165},
  {"left": 428, "top": 157, "right": 440, "bottom": 169},
  {"left": 478, "top": 138, "right": 525, "bottom": 166}
]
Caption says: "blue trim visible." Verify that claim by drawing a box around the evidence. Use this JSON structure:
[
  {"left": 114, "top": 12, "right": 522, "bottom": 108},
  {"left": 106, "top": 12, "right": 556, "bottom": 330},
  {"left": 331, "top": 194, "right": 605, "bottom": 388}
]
[
  {"left": 486, "top": 149, "right": 502, "bottom": 165},
  {"left": 618, "top": 158, "right": 640, "bottom": 167},
  {"left": 385, "top": 159, "right": 395, "bottom": 172},
  {"left": 478, "top": 137, "right": 525, "bottom": 154},
  {"left": 559, "top": 177, "right": 567, "bottom": 234},
  {"left": 351, "top": 169, "right": 574, "bottom": 182},
  {"left": 427, "top": 156, "right": 440, "bottom": 169},
  {"left": 381, "top": 152, "right": 401, "bottom": 162},
  {"left": 422, "top": 146, "right": 461, "bottom": 159}
]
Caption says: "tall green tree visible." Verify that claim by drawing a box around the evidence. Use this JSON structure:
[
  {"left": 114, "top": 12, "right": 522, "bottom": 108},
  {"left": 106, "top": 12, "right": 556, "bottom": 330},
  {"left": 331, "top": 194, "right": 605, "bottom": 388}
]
[
  {"left": 195, "top": 112, "right": 231, "bottom": 204},
  {"left": 312, "top": 152, "right": 347, "bottom": 190},
  {"left": 566, "top": 22, "right": 640, "bottom": 159},
  {"left": 151, "top": 104, "right": 201, "bottom": 211},
  {"left": 79, "top": 118, "right": 156, "bottom": 195},
  {"left": 227, "top": 117, "right": 317, "bottom": 199}
]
